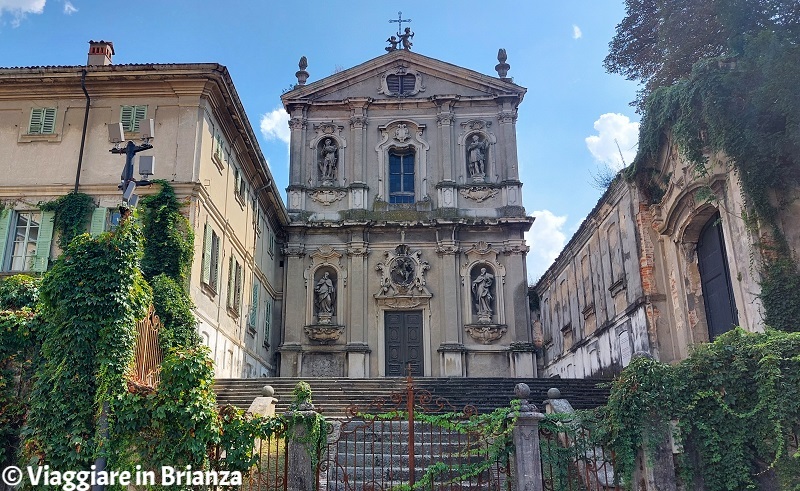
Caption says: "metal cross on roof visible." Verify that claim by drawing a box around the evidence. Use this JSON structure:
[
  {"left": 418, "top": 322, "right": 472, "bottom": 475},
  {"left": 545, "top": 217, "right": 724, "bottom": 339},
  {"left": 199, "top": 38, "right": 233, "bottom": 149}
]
[{"left": 389, "top": 11, "right": 411, "bottom": 37}]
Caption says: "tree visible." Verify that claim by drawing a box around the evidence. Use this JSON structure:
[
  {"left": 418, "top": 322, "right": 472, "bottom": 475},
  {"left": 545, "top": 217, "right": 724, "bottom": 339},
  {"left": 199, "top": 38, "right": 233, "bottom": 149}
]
[{"left": 605, "top": 0, "right": 800, "bottom": 109}]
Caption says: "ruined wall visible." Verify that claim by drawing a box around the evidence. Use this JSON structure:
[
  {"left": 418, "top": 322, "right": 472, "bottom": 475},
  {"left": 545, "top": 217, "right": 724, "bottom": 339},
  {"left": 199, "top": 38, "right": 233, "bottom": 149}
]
[{"left": 534, "top": 180, "right": 653, "bottom": 378}]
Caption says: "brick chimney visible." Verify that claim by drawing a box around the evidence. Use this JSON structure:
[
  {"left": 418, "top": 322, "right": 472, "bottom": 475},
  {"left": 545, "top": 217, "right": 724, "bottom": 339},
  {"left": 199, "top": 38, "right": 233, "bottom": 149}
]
[{"left": 87, "top": 40, "right": 114, "bottom": 66}]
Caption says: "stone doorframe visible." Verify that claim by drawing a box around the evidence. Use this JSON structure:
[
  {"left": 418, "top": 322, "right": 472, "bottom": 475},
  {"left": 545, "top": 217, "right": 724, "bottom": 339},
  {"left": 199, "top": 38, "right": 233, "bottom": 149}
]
[{"left": 374, "top": 297, "right": 433, "bottom": 377}]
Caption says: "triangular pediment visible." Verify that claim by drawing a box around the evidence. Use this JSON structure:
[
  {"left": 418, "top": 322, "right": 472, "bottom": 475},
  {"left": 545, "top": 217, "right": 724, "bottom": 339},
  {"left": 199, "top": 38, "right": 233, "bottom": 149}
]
[{"left": 281, "top": 50, "right": 526, "bottom": 105}]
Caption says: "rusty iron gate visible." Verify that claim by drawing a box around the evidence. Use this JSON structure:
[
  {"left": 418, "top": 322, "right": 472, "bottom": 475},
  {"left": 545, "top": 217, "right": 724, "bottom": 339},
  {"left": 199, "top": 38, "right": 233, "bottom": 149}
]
[
  {"left": 209, "top": 412, "right": 289, "bottom": 491},
  {"left": 317, "top": 373, "right": 509, "bottom": 491},
  {"left": 539, "top": 420, "right": 621, "bottom": 491}
]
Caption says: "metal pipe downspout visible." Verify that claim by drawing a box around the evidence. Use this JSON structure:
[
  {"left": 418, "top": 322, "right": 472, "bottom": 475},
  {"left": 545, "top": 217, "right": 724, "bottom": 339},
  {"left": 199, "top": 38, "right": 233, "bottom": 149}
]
[{"left": 74, "top": 69, "right": 90, "bottom": 193}]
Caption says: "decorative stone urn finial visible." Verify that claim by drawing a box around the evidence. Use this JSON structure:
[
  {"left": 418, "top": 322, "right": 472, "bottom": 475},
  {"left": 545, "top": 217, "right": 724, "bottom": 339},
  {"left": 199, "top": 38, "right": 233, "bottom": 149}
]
[
  {"left": 296, "top": 56, "right": 309, "bottom": 86},
  {"left": 514, "top": 382, "right": 537, "bottom": 412},
  {"left": 495, "top": 49, "right": 511, "bottom": 80}
]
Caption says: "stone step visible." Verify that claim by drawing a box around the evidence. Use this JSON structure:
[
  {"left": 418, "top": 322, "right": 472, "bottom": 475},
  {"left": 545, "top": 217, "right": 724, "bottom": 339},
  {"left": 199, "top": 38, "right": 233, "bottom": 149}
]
[{"left": 213, "top": 377, "right": 612, "bottom": 417}]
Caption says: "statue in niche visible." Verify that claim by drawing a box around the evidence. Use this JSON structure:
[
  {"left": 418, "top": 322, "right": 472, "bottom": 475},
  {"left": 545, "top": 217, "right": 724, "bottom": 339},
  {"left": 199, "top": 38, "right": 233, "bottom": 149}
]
[
  {"left": 467, "top": 135, "right": 489, "bottom": 179},
  {"left": 319, "top": 138, "right": 338, "bottom": 182},
  {"left": 314, "top": 271, "right": 335, "bottom": 323},
  {"left": 399, "top": 27, "right": 414, "bottom": 50},
  {"left": 472, "top": 267, "right": 494, "bottom": 322}
]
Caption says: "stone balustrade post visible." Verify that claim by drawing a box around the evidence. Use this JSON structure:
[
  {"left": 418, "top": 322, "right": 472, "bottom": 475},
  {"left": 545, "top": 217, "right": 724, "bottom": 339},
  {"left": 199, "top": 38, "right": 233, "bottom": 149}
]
[
  {"left": 285, "top": 397, "right": 321, "bottom": 491},
  {"left": 510, "top": 383, "right": 545, "bottom": 491},
  {"left": 247, "top": 385, "right": 278, "bottom": 417}
]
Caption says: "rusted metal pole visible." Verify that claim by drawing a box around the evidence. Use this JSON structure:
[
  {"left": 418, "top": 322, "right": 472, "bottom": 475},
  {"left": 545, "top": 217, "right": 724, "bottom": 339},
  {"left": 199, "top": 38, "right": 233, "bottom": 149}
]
[{"left": 406, "top": 364, "right": 415, "bottom": 488}]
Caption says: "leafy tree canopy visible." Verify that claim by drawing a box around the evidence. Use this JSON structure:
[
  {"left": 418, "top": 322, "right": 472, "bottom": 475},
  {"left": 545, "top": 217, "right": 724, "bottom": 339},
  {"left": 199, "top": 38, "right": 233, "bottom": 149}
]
[{"left": 605, "top": 0, "right": 800, "bottom": 108}]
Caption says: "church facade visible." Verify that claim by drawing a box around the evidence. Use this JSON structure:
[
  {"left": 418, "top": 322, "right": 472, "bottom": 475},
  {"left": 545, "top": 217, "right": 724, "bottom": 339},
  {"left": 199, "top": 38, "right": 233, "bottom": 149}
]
[{"left": 278, "top": 48, "right": 536, "bottom": 378}]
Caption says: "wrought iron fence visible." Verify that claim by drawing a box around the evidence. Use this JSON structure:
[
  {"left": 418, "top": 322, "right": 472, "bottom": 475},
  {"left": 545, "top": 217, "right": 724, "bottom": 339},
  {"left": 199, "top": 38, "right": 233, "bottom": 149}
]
[
  {"left": 209, "top": 417, "right": 289, "bottom": 491},
  {"left": 317, "top": 374, "right": 510, "bottom": 491},
  {"left": 539, "top": 415, "right": 621, "bottom": 491}
]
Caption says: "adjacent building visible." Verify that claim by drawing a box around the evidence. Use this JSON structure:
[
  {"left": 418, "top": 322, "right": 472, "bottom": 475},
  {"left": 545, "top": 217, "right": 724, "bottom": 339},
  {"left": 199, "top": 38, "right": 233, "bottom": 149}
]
[
  {"left": 0, "top": 42, "right": 288, "bottom": 377},
  {"left": 531, "top": 136, "right": 799, "bottom": 378}
]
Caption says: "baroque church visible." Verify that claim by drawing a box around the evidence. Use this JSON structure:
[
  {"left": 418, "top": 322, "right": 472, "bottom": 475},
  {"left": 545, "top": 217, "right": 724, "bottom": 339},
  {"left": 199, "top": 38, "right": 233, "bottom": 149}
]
[{"left": 277, "top": 38, "right": 536, "bottom": 378}]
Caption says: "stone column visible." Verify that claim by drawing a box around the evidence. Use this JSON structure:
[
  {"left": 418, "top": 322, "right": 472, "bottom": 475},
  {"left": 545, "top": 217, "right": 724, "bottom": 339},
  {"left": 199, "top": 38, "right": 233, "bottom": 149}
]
[
  {"left": 287, "top": 108, "right": 308, "bottom": 212},
  {"left": 510, "top": 383, "right": 545, "bottom": 491},
  {"left": 348, "top": 98, "right": 370, "bottom": 210},
  {"left": 346, "top": 233, "right": 370, "bottom": 377},
  {"left": 280, "top": 242, "right": 306, "bottom": 376},
  {"left": 437, "top": 226, "right": 463, "bottom": 376}
]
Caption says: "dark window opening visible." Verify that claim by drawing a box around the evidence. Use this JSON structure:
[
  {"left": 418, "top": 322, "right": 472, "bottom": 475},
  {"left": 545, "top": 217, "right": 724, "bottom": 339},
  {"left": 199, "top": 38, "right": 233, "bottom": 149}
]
[
  {"left": 387, "top": 74, "right": 416, "bottom": 95},
  {"left": 389, "top": 150, "right": 415, "bottom": 204}
]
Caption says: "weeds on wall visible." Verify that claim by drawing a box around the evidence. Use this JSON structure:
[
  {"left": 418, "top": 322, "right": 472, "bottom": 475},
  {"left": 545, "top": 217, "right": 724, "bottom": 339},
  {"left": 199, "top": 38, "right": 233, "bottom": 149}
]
[
  {"left": 603, "top": 328, "right": 800, "bottom": 490},
  {"left": 39, "top": 192, "right": 96, "bottom": 249}
]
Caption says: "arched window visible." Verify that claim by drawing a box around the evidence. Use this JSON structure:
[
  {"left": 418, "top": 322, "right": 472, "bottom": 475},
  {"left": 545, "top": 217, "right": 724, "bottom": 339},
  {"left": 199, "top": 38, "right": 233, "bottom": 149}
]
[{"left": 389, "top": 148, "right": 415, "bottom": 203}]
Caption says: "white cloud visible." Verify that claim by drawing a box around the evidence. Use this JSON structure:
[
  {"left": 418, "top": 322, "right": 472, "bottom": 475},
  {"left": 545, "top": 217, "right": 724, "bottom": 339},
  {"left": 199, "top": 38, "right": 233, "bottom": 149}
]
[
  {"left": 585, "top": 113, "right": 639, "bottom": 170},
  {"left": 0, "top": 0, "right": 46, "bottom": 27},
  {"left": 572, "top": 24, "right": 582, "bottom": 40},
  {"left": 259, "top": 108, "right": 290, "bottom": 145},
  {"left": 63, "top": 1, "right": 76, "bottom": 14},
  {"left": 526, "top": 210, "right": 568, "bottom": 283}
]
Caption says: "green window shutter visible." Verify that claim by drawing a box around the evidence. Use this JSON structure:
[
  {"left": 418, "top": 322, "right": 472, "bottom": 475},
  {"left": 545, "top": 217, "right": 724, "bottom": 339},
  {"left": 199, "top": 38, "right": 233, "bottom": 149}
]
[
  {"left": 201, "top": 224, "right": 212, "bottom": 284},
  {"left": 29, "top": 108, "right": 44, "bottom": 134},
  {"left": 42, "top": 108, "right": 56, "bottom": 134},
  {"left": 227, "top": 256, "right": 234, "bottom": 308},
  {"left": 32, "top": 211, "right": 54, "bottom": 272},
  {"left": 0, "top": 212, "right": 10, "bottom": 270},
  {"left": 89, "top": 207, "right": 107, "bottom": 236},
  {"left": 120, "top": 106, "right": 134, "bottom": 132},
  {"left": 133, "top": 106, "right": 147, "bottom": 132},
  {"left": 249, "top": 279, "right": 260, "bottom": 327}
]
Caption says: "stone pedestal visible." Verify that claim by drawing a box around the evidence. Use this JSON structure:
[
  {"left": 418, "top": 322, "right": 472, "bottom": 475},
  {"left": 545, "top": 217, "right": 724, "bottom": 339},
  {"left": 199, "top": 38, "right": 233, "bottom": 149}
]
[
  {"left": 247, "top": 385, "right": 278, "bottom": 417},
  {"left": 346, "top": 342, "right": 371, "bottom": 378},
  {"left": 286, "top": 410, "right": 318, "bottom": 491},
  {"left": 510, "top": 383, "right": 545, "bottom": 491}
]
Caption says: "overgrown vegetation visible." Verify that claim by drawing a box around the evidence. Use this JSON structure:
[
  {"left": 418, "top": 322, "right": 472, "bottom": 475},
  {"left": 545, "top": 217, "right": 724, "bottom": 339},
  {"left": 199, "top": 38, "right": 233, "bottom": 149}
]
[
  {"left": 0, "top": 276, "right": 41, "bottom": 469},
  {"left": 603, "top": 329, "right": 800, "bottom": 490},
  {"left": 39, "top": 192, "right": 96, "bottom": 249},
  {"left": 612, "top": 0, "right": 800, "bottom": 332},
  {"left": 22, "top": 216, "right": 151, "bottom": 469},
  {"left": 139, "top": 180, "right": 194, "bottom": 284}
]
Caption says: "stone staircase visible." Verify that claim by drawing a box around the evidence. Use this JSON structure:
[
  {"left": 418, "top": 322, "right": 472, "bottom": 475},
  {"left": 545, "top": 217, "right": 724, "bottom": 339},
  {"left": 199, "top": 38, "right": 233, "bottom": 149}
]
[
  {"left": 213, "top": 377, "right": 611, "bottom": 416},
  {"left": 214, "top": 377, "right": 612, "bottom": 490},
  {"left": 319, "top": 420, "right": 500, "bottom": 491}
]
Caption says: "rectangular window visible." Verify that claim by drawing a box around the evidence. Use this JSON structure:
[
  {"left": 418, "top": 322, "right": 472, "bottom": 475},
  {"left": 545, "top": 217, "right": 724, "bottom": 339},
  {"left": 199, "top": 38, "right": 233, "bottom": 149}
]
[
  {"left": 268, "top": 228, "right": 275, "bottom": 256},
  {"left": 389, "top": 150, "right": 415, "bottom": 204},
  {"left": 120, "top": 105, "right": 147, "bottom": 132},
  {"left": 248, "top": 277, "right": 260, "bottom": 329},
  {"left": 233, "top": 166, "right": 245, "bottom": 201},
  {"left": 201, "top": 224, "right": 220, "bottom": 293},
  {"left": 28, "top": 108, "right": 57, "bottom": 134},
  {"left": 264, "top": 296, "right": 272, "bottom": 347},
  {"left": 214, "top": 133, "right": 224, "bottom": 161},
  {"left": 7, "top": 211, "right": 41, "bottom": 272},
  {"left": 227, "top": 255, "right": 242, "bottom": 316}
]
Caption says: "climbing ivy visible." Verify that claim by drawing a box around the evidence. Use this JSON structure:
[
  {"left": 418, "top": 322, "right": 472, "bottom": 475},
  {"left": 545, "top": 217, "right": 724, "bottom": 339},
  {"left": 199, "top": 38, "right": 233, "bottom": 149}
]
[
  {"left": 603, "top": 328, "right": 800, "bottom": 490},
  {"left": 39, "top": 192, "right": 96, "bottom": 249},
  {"left": 22, "top": 215, "right": 151, "bottom": 469},
  {"left": 139, "top": 180, "right": 194, "bottom": 283},
  {"left": 0, "top": 276, "right": 41, "bottom": 469},
  {"left": 628, "top": 31, "right": 800, "bottom": 332}
]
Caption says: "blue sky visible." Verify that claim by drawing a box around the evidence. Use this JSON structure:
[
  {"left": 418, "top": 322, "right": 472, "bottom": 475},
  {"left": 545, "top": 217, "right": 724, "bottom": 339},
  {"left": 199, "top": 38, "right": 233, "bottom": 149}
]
[{"left": 0, "top": 0, "right": 641, "bottom": 282}]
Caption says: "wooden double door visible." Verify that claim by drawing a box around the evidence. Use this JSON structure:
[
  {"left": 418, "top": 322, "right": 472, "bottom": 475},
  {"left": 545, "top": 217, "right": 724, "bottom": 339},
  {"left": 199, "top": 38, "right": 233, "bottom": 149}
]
[
  {"left": 385, "top": 310, "right": 423, "bottom": 376},
  {"left": 697, "top": 212, "right": 739, "bottom": 340}
]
